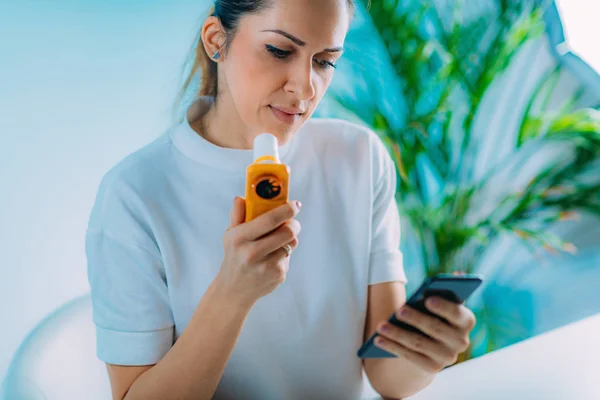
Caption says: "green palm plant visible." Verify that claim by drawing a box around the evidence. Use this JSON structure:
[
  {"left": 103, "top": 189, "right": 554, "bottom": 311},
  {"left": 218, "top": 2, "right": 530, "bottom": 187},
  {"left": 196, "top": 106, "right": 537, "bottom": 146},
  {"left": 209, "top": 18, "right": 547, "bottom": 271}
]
[{"left": 326, "top": 0, "right": 600, "bottom": 359}]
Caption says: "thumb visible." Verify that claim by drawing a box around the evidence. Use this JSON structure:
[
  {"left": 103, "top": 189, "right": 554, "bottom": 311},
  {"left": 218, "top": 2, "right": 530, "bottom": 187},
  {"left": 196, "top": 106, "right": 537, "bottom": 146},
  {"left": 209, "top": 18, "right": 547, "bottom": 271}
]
[{"left": 229, "top": 196, "right": 246, "bottom": 228}]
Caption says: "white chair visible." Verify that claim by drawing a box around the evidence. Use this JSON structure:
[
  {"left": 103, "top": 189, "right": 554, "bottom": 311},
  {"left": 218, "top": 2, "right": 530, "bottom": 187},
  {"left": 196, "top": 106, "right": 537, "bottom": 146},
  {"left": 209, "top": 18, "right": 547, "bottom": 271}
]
[
  {"left": 3, "top": 294, "right": 382, "bottom": 400},
  {"left": 1, "top": 295, "right": 112, "bottom": 400}
]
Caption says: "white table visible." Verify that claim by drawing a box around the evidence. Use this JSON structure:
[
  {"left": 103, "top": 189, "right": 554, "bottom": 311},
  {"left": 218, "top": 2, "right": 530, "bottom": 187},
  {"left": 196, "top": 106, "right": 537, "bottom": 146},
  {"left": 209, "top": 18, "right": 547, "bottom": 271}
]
[{"left": 364, "top": 313, "right": 600, "bottom": 400}]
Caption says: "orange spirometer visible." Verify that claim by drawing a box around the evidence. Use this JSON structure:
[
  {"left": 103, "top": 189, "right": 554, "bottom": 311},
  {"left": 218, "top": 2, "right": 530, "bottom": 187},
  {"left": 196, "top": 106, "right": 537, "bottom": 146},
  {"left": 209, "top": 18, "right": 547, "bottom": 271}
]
[{"left": 245, "top": 133, "right": 290, "bottom": 222}]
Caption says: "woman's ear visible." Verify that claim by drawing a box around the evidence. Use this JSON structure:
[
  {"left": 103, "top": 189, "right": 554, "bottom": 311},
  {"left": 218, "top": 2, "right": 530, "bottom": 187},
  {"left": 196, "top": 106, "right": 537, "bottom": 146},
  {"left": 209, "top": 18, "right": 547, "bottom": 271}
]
[{"left": 201, "top": 16, "right": 227, "bottom": 61}]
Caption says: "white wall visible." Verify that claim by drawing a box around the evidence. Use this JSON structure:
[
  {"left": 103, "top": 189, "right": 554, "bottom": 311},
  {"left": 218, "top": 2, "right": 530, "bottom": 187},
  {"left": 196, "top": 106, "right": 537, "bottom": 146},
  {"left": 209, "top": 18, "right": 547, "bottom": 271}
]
[
  {"left": 0, "top": 0, "right": 210, "bottom": 383},
  {"left": 556, "top": 0, "right": 600, "bottom": 73}
]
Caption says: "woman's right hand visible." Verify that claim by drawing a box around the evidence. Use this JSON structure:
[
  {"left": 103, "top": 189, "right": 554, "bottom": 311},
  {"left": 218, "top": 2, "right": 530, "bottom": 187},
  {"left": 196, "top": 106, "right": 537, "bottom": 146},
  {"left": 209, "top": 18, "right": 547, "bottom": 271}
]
[{"left": 215, "top": 196, "right": 302, "bottom": 307}]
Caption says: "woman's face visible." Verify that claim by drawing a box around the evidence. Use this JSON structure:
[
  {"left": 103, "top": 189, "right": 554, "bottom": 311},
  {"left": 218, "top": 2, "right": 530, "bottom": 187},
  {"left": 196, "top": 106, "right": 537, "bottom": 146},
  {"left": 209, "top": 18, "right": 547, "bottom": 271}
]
[{"left": 220, "top": 0, "right": 351, "bottom": 140}]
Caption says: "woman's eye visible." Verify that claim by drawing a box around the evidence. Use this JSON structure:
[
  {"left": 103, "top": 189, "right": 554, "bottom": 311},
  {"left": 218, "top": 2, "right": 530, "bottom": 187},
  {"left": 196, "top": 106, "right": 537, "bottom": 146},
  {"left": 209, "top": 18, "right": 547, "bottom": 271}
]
[
  {"left": 266, "top": 45, "right": 291, "bottom": 59},
  {"left": 266, "top": 44, "right": 337, "bottom": 70},
  {"left": 315, "top": 59, "right": 337, "bottom": 70}
]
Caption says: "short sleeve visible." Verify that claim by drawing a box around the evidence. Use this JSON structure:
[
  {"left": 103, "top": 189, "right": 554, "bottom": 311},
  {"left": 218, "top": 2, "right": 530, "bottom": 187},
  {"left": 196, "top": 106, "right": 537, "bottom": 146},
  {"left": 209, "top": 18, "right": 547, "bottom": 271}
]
[
  {"left": 85, "top": 173, "right": 174, "bottom": 366},
  {"left": 368, "top": 136, "right": 408, "bottom": 285}
]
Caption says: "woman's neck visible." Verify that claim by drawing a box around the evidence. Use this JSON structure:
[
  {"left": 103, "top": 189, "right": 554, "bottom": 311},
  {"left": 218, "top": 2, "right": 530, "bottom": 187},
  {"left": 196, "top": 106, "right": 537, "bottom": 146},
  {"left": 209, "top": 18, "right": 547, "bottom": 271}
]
[{"left": 192, "top": 94, "right": 255, "bottom": 150}]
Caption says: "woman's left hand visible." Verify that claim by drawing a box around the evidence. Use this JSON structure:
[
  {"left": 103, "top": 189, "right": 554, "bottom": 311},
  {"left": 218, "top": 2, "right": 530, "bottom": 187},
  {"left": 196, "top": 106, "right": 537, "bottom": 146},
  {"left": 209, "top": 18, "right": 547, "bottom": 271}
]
[{"left": 374, "top": 297, "right": 476, "bottom": 373}]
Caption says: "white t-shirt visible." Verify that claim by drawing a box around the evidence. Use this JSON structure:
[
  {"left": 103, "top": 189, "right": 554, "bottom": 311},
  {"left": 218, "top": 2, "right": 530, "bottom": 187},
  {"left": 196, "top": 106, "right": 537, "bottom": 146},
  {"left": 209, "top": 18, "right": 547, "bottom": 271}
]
[{"left": 86, "top": 97, "right": 407, "bottom": 399}]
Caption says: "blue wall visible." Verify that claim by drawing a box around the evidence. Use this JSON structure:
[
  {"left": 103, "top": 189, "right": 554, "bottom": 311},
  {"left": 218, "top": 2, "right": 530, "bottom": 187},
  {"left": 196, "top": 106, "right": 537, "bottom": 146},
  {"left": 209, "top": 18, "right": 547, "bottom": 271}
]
[{"left": 0, "top": 0, "right": 212, "bottom": 383}]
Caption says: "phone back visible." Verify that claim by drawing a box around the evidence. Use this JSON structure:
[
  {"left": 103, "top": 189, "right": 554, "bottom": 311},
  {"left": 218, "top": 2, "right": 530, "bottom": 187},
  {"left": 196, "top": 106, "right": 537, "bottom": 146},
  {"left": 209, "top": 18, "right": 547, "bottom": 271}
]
[{"left": 357, "top": 274, "right": 483, "bottom": 358}]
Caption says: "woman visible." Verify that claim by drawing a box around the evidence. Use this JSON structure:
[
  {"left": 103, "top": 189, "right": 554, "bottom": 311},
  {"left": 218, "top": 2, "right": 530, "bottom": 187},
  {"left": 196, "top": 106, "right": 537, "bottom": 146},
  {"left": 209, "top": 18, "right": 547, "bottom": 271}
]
[{"left": 86, "top": 0, "right": 476, "bottom": 399}]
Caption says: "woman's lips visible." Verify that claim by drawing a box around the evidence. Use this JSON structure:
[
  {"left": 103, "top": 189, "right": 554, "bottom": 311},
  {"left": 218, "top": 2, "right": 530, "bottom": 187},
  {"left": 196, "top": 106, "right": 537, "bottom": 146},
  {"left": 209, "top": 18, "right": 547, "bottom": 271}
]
[{"left": 269, "top": 105, "right": 302, "bottom": 125}]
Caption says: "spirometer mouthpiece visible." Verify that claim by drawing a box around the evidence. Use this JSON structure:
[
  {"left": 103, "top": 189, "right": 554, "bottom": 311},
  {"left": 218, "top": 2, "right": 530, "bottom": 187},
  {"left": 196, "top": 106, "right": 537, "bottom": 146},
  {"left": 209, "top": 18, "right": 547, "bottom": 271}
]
[{"left": 253, "top": 133, "right": 279, "bottom": 163}]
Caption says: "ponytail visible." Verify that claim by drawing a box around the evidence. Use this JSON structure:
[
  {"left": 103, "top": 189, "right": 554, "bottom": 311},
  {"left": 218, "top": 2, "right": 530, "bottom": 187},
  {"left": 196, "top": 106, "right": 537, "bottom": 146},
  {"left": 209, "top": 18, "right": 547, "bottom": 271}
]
[{"left": 172, "top": 6, "right": 218, "bottom": 123}]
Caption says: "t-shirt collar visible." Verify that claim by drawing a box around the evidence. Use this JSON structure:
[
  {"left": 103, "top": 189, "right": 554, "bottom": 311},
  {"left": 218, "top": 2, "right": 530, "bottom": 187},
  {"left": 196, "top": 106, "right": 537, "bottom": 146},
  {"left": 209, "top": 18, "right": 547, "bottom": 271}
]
[{"left": 170, "top": 96, "right": 296, "bottom": 173}]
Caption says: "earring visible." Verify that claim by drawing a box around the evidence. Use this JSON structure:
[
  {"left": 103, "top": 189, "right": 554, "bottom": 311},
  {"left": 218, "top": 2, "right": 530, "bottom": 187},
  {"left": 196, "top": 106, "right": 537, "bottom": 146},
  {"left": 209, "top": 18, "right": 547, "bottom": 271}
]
[{"left": 212, "top": 51, "right": 220, "bottom": 61}]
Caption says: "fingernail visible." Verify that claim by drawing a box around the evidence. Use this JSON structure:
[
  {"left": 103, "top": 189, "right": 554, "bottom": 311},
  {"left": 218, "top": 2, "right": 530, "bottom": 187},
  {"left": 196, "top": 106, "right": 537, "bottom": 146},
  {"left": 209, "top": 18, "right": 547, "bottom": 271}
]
[
  {"left": 296, "top": 201, "right": 302, "bottom": 209},
  {"left": 428, "top": 297, "right": 439, "bottom": 306},
  {"left": 399, "top": 308, "right": 409, "bottom": 318},
  {"left": 379, "top": 324, "right": 389, "bottom": 333}
]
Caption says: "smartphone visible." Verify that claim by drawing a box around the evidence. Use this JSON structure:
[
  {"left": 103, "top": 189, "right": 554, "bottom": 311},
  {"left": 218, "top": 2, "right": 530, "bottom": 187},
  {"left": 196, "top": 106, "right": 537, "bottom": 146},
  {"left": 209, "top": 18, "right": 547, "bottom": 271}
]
[{"left": 357, "top": 273, "right": 483, "bottom": 358}]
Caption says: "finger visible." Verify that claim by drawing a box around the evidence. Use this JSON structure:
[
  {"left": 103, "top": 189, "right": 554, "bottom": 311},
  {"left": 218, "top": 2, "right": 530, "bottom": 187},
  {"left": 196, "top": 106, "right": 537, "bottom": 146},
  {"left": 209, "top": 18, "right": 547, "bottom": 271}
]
[
  {"left": 263, "top": 238, "right": 299, "bottom": 264},
  {"left": 425, "top": 297, "right": 477, "bottom": 332},
  {"left": 228, "top": 197, "right": 246, "bottom": 228},
  {"left": 377, "top": 323, "right": 456, "bottom": 367},
  {"left": 373, "top": 336, "right": 442, "bottom": 373},
  {"left": 395, "top": 306, "right": 466, "bottom": 351},
  {"left": 239, "top": 201, "right": 301, "bottom": 241},
  {"left": 254, "top": 219, "right": 301, "bottom": 256}
]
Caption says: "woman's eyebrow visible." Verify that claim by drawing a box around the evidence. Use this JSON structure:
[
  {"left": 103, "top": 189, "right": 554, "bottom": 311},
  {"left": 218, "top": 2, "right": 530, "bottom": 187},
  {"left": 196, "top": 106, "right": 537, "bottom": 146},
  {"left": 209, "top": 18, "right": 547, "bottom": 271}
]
[{"left": 261, "top": 29, "right": 344, "bottom": 53}]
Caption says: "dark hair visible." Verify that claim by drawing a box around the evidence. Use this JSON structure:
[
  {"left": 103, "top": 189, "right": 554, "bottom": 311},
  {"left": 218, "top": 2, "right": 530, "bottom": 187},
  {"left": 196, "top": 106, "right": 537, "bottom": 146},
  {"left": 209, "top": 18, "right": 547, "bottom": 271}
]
[{"left": 173, "top": 0, "right": 356, "bottom": 118}]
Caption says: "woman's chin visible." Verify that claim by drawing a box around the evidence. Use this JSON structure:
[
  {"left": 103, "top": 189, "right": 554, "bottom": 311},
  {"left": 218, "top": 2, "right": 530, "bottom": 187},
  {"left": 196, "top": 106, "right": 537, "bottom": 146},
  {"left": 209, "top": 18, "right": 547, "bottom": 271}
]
[
  {"left": 266, "top": 130, "right": 293, "bottom": 147},
  {"left": 259, "top": 121, "right": 300, "bottom": 144}
]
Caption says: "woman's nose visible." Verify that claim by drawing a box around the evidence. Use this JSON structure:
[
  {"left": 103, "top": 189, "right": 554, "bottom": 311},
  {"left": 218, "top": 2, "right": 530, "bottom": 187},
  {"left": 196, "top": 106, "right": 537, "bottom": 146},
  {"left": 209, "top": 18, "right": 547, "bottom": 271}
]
[{"left": 283, "top": 60, "right": 316, "bottom": 100}]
